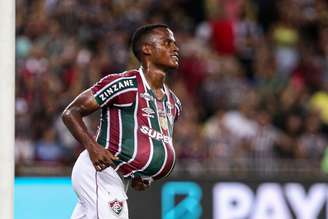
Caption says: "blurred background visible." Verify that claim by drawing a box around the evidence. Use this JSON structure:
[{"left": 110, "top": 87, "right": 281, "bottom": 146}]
[{"left": 15, "top": 0, "right": 328, "bottom": 218}]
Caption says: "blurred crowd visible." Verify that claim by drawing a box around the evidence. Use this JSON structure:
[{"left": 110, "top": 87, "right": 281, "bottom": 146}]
[{"left": 15, "top": 0, "right": 328, "bottom": 174}]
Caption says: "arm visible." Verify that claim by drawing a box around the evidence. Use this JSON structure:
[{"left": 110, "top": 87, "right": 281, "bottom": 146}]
[{"left": 62, "top": 89, "right": 118, "bottom": 171}]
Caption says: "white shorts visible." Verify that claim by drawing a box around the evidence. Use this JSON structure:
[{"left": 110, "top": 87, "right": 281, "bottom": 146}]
[{"left": 71, "top": 150, "right": 129, "bottom": 219}]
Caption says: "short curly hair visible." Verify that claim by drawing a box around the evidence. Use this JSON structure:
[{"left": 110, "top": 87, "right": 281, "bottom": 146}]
[{"left": 130, "top": 24, "right": 169, "bottom": 61}]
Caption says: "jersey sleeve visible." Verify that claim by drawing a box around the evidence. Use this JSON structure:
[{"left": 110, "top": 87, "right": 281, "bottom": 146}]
[{"left": 91, "top": 74, "right": 138, "bottom": 107}]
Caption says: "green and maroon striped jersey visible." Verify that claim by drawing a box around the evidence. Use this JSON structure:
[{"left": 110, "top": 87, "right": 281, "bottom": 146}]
[{"left": 91, "top": 68, "right": 182, "bottom": 180}]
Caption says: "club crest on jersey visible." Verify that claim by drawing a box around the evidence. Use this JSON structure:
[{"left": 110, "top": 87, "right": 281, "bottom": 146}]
[
  {"left": 157, "top": 110, "right": 168, "bottom": 130},
  {"left": 109, "top": 199, "right": 123, "bottom": 215},
  {"left": 159, "top": 116, "right": 168, "bottom": 130}
]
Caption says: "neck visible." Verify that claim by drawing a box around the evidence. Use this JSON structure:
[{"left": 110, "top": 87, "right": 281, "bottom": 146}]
[{"left": 141, "top": 63, "right": 166, "bottom": 90}]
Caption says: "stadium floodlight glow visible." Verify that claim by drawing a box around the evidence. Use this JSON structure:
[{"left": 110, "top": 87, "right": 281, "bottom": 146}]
[{"left": 0, "top": 0, "right": 15, "bottom": 218}]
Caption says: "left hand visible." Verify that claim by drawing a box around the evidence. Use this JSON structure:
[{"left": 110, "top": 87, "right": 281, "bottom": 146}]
[{"left": 131, "top": 176, "right": 151, "bottom": 191}]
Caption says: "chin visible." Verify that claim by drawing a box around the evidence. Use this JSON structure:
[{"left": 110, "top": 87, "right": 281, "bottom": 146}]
[
  {"left": 166, "top": 66, "right": 178, "bottom": 71},
  {"left": 160, "top": 62, "right": 179, "bottom": 71},
  {"left": 168, "top": 62, "right": 179, "bottom": 70}
]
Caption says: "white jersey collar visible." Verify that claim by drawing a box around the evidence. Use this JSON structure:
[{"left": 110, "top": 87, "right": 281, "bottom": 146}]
[
  {"left": 138, "top": 66, "right": 170, "bottom": 98},
  {"left": 138, "top": 66, "right": 151, "bottom": 90}
]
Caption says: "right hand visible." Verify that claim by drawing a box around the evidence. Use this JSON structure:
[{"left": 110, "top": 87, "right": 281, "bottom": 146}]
[
  {"left": 131, "top": 176, "right": 151, "bottom": 191},
  {"left": 88, "top": 145, "right": 119, "bottom": 171}
]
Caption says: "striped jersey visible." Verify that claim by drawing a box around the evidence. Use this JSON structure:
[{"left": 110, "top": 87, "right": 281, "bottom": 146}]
[{"left": 91, "top": 68, "right": 182, "bottom": 180}]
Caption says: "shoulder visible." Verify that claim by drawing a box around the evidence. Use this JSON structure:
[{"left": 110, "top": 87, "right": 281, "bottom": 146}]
[
  {"left": 117, "top": 69, "right": 139, "bottom": 77},
  {"left": 91, "top": 69, "right": 139, "bottom": 107},
  {"left": 91, "top": 70, "right": 139, "bottom": 94},
  {"left": 97, "top": 70, "right": 139, "bottom": 85}
]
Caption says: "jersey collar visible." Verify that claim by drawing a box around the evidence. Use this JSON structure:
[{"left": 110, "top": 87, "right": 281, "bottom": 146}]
[
  {"left": 138, "top": 66, "right": 170, "bottom": 101},
  {"left": 138, "top": 66, "right": 151, "bottom": 90}
]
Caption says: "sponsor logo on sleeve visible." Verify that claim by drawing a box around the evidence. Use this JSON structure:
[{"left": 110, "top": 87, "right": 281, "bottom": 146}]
[{"left": 98, "top": 79, "right": 135, "bottom": 102}]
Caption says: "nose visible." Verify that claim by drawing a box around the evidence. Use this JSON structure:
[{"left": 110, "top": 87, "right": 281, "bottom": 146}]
[{"left": 173, "top": 43, "right": 179, "bottom": 53}]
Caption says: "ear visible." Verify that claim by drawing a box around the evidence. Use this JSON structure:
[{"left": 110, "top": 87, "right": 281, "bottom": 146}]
[{"left": 141, "top": 43, "right": 152, "bottom": 56}]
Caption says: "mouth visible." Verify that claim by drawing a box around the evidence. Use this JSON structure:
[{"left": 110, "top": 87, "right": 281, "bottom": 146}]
[{"left": 171, "top": 54, "right": 179, "bottom": 63}]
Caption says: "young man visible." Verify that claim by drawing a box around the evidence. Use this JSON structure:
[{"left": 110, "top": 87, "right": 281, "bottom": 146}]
[{"left": 62, "top": 24, "right": 182, "bottom": 219}]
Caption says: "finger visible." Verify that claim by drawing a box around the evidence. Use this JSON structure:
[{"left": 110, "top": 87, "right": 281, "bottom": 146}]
[
  {"left": 100, "top": 158, "right": 114, "bottom": 169},
  {"left": 140, "top": 183, "right": 148, "bottom": 190},
  {"left": 94, "top": 161, "right": 106, "bottom": 171},
  {"left": 99, "top": 162, "right": 108, "bottom": 169},
  {"left": 140, "top": 184, "right": 147, "bottom": 190},
  {"left": 131, "top": 180, "right": 139, "bottom": 189},
  {"left": 104, "top": 160, "right": 117, "bottom": 170},
  {"left": 141, "top": 182, "right": 150, "bottom": 189},
  {"left": 110, "top": 155, "right": 119, "bottom": 161},
  {"left": 94, "top": 164, "right": 102, "bottom": 171},
  {"left": 106, "top": 151, "right": 119, "bottom": 160},
  {"left": 133, "top": 181, "right": 146, "bottom": 191},
  {"left": 134, "top": 178, "right": 144, "bottom": 185},
  {"left": 134, "top": 184, "right": 145, "bottom": 191},
  {"left": 101, "top": 157, "right": 112, "bottom": 166},
  {"left": 133, "top": 176, "right": 143, "bottom": 182},
  {"left": 142, "top": 180, "right": 150, "bottom": 186}
]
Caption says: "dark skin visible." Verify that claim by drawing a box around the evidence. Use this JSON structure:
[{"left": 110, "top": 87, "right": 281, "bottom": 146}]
[{"left": 62, "top": 27, "right": 179, "bottom": 191}]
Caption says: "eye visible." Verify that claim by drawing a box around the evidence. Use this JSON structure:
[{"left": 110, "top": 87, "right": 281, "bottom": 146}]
[
  {"left": 164, "top": 40, "right": 171, "bottom": 46},
  {"left": 164, "top": 39, "right": 177, "bottom": 48}
]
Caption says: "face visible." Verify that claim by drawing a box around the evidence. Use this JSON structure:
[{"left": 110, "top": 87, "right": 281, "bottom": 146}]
[{"left": 145, "top": 28, "right": 180, "bottom": 69}]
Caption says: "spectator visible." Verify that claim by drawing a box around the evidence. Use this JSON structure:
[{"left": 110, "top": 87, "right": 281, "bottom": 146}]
[
  {"left": 297, "top": 112, "right": 327, "bottom": 159},
  {"left": 35, "top": 128, "right": 65, "bottom": 163},
  {"left": 15, "top": 0, "right": 328, "bottom": 176}
]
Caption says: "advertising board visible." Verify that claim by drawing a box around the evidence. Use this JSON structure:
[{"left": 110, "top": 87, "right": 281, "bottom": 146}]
[
  {"left": 15, "top": 177, "right": 328, "bottom": 219},
  {"left": 128, "top": 177, "right": 328, "bottom": 219}
]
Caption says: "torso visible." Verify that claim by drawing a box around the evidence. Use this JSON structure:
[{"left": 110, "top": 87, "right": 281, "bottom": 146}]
[{"left": 91, "top": 69, "right": 181, "bottom": 180}]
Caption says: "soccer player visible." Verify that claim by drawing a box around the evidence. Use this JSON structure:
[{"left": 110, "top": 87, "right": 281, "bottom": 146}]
[{"left": 62, "top": 24, "right": 182, "bottom": 219}]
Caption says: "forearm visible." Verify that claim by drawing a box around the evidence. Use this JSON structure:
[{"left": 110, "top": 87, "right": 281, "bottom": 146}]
[
  {"left": 62, "top": 107, "right": 98, "bottom": 153},
  {"left": 62, "top": 89, "right": 117, "bottom": 171}
]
